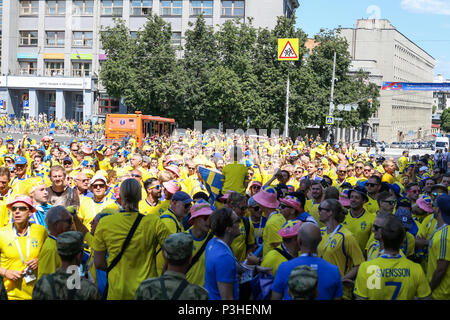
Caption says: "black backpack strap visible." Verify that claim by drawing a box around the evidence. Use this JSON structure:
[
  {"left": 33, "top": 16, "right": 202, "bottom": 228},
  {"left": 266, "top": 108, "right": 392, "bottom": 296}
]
[
  {"left": 243, "top": 216, "right": 250, "bottom": 246},
  {"left": 273, "top": 247, "right": 293, "bottom": 261},
  {"left": 186, "top": 233, "right": 214, "bottom": 273},
  {"left": 171, "top": 279, "right": 189, "bottom": 300},
  {"left": 159, "top": 277, "right": 169, "bottom": 300}
]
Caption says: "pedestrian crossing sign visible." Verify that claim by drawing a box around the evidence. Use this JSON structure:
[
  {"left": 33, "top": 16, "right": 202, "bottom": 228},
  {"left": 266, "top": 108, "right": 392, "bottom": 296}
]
[
  {"left": 326, "top": 116, "right": 334, "bottom": 125},
  {"left": 278, "top": 39, "right": 299, "bottom": 61}
]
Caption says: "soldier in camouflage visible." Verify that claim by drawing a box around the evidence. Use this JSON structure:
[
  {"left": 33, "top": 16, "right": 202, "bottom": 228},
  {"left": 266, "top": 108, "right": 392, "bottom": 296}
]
[
  {"left": 135, "top": 232, "right": 209, "bottom": 300},
  {"left": 32, "top": 231, "right": 100, "bottom": 300},
  {"left": 288, "top": 265, "right": 319, "bottom": 300}
]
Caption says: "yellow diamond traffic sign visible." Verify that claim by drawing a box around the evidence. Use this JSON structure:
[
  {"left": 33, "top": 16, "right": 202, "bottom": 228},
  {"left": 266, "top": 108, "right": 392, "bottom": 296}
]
[{"left": 278, "top": 38, "right": 299, "bottom": 61}]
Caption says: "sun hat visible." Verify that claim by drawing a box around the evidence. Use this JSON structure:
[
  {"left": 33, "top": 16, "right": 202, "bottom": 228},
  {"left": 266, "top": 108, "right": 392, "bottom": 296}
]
[
  {"left": 90, "top": 174, "right": 107, "bottom": 186},
  {"left": 253, "top": 186, "right": 280, "bottom": 209},
  {"left": 279, "top": 195, "right": 303, "bottom": 212},
  {"left": 81, "top": 145, "right": 93, "bottom": 154},
  {"left": 348, "top": 186, "right": 369, "bottom": 202},
  {"left": 219, "top": 190, "right": 237, "bottom": 201},
  {"left": 188, "top": 201, "right": 213, "bottom": 224},
  {"left": 7, "top": 195, "right": 37, "bottom": 213},
  {"left": 162, "top": 180, "right": 182, "bottom": 194},
  {"left": 165, "top": 165, "right": 180, "bottom": 178},
  {"left": 416, "top": 195, "right": 434, "bottom": 213},
  {"left": 278, "top": 219, "right": 303, "bottom": 238}
]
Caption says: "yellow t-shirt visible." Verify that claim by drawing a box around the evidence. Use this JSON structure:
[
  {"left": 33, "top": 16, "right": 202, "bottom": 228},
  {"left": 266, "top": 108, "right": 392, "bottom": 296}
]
[
  {"left": 261, "top": 244, "right": 290, "bottom": 277},
  {"left": 365, "top": 232, "right": 415, "bottom": 259},
  {"left": 342, "top": 209, "right": 375, "bottom": 253},
  {"left": 185, "top": 229, "right": 212, "bottom": 287},
  {"left": 37, "top": 236, "right": 61, "bottom": 279},
  {"left": 222, "top": 162, "right": 248, "bottom": 195},
  {"left": 92, "top": 211, "right": 171, "bottom": 300},
  {"left": 354, "top": 254, "right": 431, "bottom": 300},
  {"left": 262, "top": 212, "right": 286, "bottom": 258},
  {"left": 363, "top": 195, "right": 379, "bottom": 217},
  {"left": 382, "top": 173, "right": 395, "bottom": 185},
  {"left": 78, "top": 197, "right": 119, "bottom": 231},
  {"left": 0, "top": 224, "right": 48, "bottom": 300},
  {"left": 305, "top": 199, "right": 324, "bottom": 228},
  {"left": 138, "top": 199, "right": 166, "bottom": 216},
  {"left": 426, "top": 225, "right": 450, "bottom": 300},
  {"left": 230, "top": 218, "right": 256, "bottom": 262}
]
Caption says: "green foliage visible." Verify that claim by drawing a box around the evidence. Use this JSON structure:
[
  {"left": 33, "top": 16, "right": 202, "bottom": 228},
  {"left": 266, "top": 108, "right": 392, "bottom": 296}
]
[
  {"left": 99, "top": 14, "right": 380, "bottom": 134},
  {"left": 441, "top": 108, "right": 450, "bottom": 133}
]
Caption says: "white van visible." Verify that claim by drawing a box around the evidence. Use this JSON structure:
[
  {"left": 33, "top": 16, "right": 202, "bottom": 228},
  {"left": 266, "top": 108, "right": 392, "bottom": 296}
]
[{"left": 435, "top": 137, "right": 449, "bottom": 151}]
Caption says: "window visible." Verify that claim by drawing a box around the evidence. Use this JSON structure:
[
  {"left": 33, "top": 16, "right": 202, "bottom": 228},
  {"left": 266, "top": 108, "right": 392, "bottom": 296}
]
[
  {"left": 45, "top": 62, "right": 64, "bottom": 76},
  {"left": 46, "top": 0, "right": 66, "bottom": 15},
  {"left": 73, "top": 31, "right": 93, "bottom": 47},
  {"left": 20, "top": 0, "right": 39, "bottom": 15},
  {"left": 46, "top": 31, "right": 65, "bottom": 46},
  {"left": 99, "top": 94, "right": 120, "bottom": 114},
  {"left": 72, "top": 0, "right": 94, "bottom": 15},
  {"left": 19, "top": 61, "right": 37, "bottom": 75},
  {"left": 130, "top": 31, "right": 138, "bottom": 39},
  {"left": 72, "top": 62, "right": 91, "bottom": 77},
  {"left": 190, "top": 0, "right": 212, "bottom": 16},
  {"left": 160, "top": 1, "right": 182, "bottom": 16},
  {"left": 101, "top": 0, "right": 123, "bottom": 16},
  {"left": 19, "top": 31, "right": 38, "bottom": 46},
  {"left": 171, "top": 32, "right": 181, "bottom": 47},
  {"left": 221, "top": 0, "right": 244, "bottom": 17},
  {"left": 131, "top": 0, "right": 152, "bottom": 16}
]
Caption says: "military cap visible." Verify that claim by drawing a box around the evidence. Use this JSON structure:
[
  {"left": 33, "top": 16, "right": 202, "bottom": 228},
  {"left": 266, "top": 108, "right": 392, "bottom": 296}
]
[
  {"left": 288, "top": 265, "right": 318, "bottom": 299},
  {"left": 56, "top": 231, "right": 87, "bottom": 256},
  {"left": 162, "top": 233, "right": 193, "bottom": 261}
]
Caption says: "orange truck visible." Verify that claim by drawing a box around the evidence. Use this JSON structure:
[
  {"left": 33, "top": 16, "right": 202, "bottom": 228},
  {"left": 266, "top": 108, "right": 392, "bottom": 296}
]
[{"left": 105, "top": 111, "right": 176, "bottom": 146}]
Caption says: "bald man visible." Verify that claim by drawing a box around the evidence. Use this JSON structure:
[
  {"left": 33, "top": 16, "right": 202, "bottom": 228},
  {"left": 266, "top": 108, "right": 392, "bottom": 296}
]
[
  {"left": 271, "top": 223, "right": 344, "bottom": 300},
  {"left": 74, "top": 172, "right": 94, "bottom": 198}
]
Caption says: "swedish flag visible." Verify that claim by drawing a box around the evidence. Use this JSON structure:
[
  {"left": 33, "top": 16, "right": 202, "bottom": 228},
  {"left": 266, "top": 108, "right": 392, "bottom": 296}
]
[{"left": 198, "top": 166, "right": 224, "bottom": 205}]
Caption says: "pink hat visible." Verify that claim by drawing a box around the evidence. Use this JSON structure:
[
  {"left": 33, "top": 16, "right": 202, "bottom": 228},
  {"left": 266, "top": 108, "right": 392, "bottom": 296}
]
[
  {"left": 163, "top": 156, "right": 178, "bottom": 167},
  {"left": 165, "top": 165, "right": 180, "bottom": 178},
  {"left": 163, "top": 180, "right": 182, "bottom": 194},
  {"left": 219, "top": 190, "right": 237, "bottom": 201},
  {"left": 278, "top": 219, "right": 303, "bottom": 238},
  {"left": 416, "top": 196, "right": 434, "bottom": 213},
  {"left": 279, "top": 195, "right": 303, "bottom": 212},
  {"left": 339, "top": 189, "right": 351, "bottom": 207},
  {"left": 249, "top": 181, "right": 262, "bottom": 188},
  {"left": 188, "top": 202, "right": 213, "bottom": 225},
  {"left": 7, "top": 195, "right": 37, "bottom": 213},
  {"left": 81, "top": 145, "right": 93, "bottom": 154},
  {"left": 253, "top": 187, "right": 280, "bottom": 209}
]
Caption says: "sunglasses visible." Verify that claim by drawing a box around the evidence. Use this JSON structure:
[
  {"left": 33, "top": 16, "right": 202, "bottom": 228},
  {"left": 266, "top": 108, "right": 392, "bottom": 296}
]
[
  {"left": 188, "top": 167, "right": 196, "bottom": 170},
  {"left": 184, "top": 203, "right": 192, "bottom": 210},
  {"left": 72, "top": 149, "right": 79, "bottom": 152},
  {"left": 280, "top": 204, "right": 291, "bottom": 210},
  {"left": 409, "top": 190, "right": 420, "bottom": 194},
  {"left": 131, "top": 174, "right": 142, "bottom": 178},
  {"left": 318, "top": 206, "right": 331, "bottom": 212},
  {"left": 355, "top": 166, "right": 364, "bottom": 169},
  {"left": 92, "top": 184, "right": 106, "bottom": 189},
  {"left": 250, "top": 206, "right": 260, "bottom": 211},
  {"left": 337, "top": 170, "right": 346, "bottom": 174},
  {"left": 317, "top": 168, "right": 324, "bottom": 171},
  {"left": 11, "top": 206, "right": 29, "bottom": 212},
  {"left": 364, "top": 169, "right": 371, "bottom": 172},
  {"left": 251, "top": 185, "right": 261, "bottom": 189},
  {"left": 381, "top": 200, "right": 396, "bottom": 205},
  {"left": 373, "top": 224, "right": 382, "bottom": 231},
  {"left": 366, "top": 183, "right": 379, "bottom": 187},
  {"left": 149, "top": 184, "right": 161, "bottom": 190}
]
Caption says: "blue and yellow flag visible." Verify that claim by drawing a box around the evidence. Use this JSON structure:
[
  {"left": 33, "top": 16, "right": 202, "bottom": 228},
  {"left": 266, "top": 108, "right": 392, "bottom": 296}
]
[{"left": 198, "top": 166, "right": 224, "bottom": 205}]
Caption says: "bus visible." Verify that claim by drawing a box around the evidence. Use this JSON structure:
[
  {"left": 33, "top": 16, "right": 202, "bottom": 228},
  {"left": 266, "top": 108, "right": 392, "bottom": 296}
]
[{"left": 105, "top": 111, "right": 176, "bottom": 146}]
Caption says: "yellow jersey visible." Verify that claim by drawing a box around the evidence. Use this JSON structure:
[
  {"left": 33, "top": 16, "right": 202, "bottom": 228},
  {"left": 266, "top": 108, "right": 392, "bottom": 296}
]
[
  {"left": 230, "top": 218, "right": 255, "bottom": 262},
  {"left": 0, "top": 223, "right": 48, "bottom": 300},
  {"left": 261, "top": 244, "right": 292, "bottom": 277},
  {"left": 78, "top": 197, "right": 119, "bottom": 231},
  {"left": 342, "top": 209, "right": 375, "bottom": 253},
  {"left": 426, "top": 224, "right": 450, "bottom": 300},
  {"left": 185, "top": 229, "right": 213, "bottom": 287},
  {"left": 138, "top": 199, "right": 166, "bottom": 216},
  {"left": 262, "top": 212, "right": 286, "bottom": 258},
  {"left": 92, "top": 211, "right": 171, "bottom": 300},
  {"left": 222, "top": 162, "right": 248, "bottom": 195},
  {"left": 363, "top": 195, "right": 379, "bottom": 216},
  {"left": 37, "top": 236, "right": 61, "bottom": 279},
  {"left": 354, "top": 253, "right": 431, "bottom": 300}
]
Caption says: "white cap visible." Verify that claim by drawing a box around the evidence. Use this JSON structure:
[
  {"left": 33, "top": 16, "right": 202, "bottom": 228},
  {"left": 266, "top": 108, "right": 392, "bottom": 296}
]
[
  {"left": 419, "top": 166, "right": 428, "bottom": 172},
  {"left": 90, "top": 174, "right": 107, "bottom": 186}
]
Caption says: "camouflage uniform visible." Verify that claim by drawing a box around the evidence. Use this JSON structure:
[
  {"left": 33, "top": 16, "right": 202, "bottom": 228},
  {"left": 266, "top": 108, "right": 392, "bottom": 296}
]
[
  {"left": 288, "top": 265, "right": 319, "bottom": 300},
  {"left": 32, "top": 231, "right": 100, "bottom": 300},
  {"left": 135, "top": 233, "right": 209, "bottom": 300}
]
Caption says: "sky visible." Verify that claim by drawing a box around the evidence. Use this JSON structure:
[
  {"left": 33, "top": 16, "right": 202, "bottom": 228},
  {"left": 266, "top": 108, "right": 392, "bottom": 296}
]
[{"left": 294, "top": 0, "right": 450, "bottom": 80}]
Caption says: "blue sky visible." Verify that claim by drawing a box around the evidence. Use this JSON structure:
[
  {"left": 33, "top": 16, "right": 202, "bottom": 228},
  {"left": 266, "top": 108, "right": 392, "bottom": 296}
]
[{"left": 295, "top": 0, "right": 450, "bottom": 80}]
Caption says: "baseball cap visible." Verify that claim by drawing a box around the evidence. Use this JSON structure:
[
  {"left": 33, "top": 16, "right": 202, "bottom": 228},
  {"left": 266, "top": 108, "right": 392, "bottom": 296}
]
[
  {"left": 56, "top": 231, "right": 88, "bottom": 257},
  {"left": 172, "top": 191, "right": 193, "bottom": 204},
  {"left": 63, "top": 156, "right": 73, "bottom": 164},
  {"left": 90, "top": 174, "right": 107, "bottom": 186},
  {"left": 395, "top": 207, "right": 414, "bottom": 231},
  {"left": 162, "top": 232, "right": 193, "bottom": 261},
  {"left": 436, "top": 194, "right": 450, "bottom": 225},
  {"left": 15, "top": 156, "right": 28, "bottom": 165},
  {"left": 288, "top": 265, "right": 318, "bottom": 299}
]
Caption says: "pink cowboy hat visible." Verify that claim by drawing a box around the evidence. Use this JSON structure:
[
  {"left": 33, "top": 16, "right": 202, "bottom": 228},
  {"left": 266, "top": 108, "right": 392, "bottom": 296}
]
[
  {"left": 81, "top": 145, "right": 93, "bottom": 154},
  {"left": 7, "top": 195, "right": 37, "bottom": 213},
  {"left": 219, "top": 190, "right": 237, "bottom": 201},
  {"left": 165, "top": 165, "right": 180, "bottom": 178},
  {"left": 162, "top": 180, "right": 182, "bottom": 194},
  {"left": 188, "top": 202, "right": 213, "bottom": 225},
  {"left": 253, "top": 187, "right": 280, "bottom": 209},
  {"left": 416, "top": 196, "right": 434, "bottom": 213},
  {"left": 279, "top": 195, "right": 303, "bottom": 212}
]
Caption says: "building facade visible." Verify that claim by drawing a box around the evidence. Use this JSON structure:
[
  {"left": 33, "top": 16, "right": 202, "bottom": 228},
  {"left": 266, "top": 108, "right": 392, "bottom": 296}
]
[
  {"left": 339, "top": 19, "right": 435, "bottom": 143},
  {"left": 0, "top": 0, "right": 299, "bottom": 122}
]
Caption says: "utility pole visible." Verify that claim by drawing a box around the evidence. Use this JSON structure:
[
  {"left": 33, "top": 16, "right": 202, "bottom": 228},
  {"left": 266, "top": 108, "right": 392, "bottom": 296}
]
[
  {"left": 328, "top": 51, "right": 337, "bottom": 143},
  {"left": 285, "top": 74, "right": 290, "bottom": 138}
]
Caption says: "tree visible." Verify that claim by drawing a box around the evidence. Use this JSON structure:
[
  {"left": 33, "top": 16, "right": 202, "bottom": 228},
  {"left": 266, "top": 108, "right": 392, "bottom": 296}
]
[{"left": 441, "top": 108, "right": 450, "bottom": 133}]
